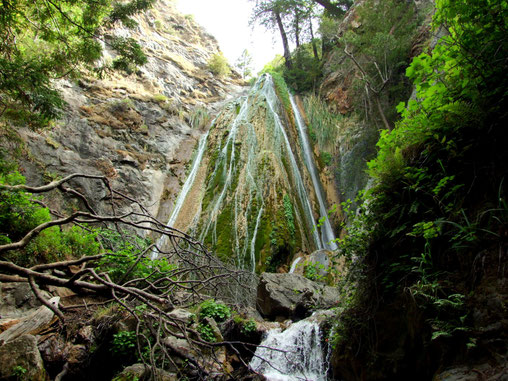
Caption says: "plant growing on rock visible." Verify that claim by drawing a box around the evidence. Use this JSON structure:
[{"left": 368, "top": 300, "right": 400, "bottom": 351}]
[{"left": 207, "top": 53, "right": 231, "bottom": 77}]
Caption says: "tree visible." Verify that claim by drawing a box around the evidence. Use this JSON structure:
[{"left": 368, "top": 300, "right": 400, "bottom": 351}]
[
  {"left": 250, "top": 0, "right": 294, "bottom": 69},
  {"left": 0, "top": 0, "right": 155, "bottom": 128},
  {"left": 0, "top": 170, "right": 257, "bottom": 378},
  {"left": 340, "top": 0, "right": 418, "bottom": 129},
  {"left": 235, "top": 49, "right": 254, "bottom": 79},
  {"left": 312, "top": 0, "right": 353, "bottom": 17}
]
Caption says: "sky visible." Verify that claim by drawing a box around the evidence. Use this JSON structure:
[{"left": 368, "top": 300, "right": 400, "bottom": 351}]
[{"left": 175, "top": 0, "right": 282, "bottom": 73}]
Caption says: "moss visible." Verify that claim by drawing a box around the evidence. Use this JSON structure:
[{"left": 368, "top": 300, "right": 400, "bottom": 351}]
[
  {"left": 45, "top": 136, "right": 60, "bottom": 149},
  {"left": 213, "top": 203, "right": 234, "bottom": 263}
]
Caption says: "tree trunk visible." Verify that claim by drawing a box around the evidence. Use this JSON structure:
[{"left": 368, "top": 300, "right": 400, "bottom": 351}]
[
  {"left": 312, "top": 0, "right": 346, "bottom": 17},
  {"left": 275, "top": 10, "right": 292, "bottom": 69},
  {"left": 294, "top": 11, "right": 301, "bottom": 48},
  {"left": 374, "top": 95, "right": 391, "bottom": 130},
  {"left": 309, "top": 20, "right": 319, "bottom": 59}
]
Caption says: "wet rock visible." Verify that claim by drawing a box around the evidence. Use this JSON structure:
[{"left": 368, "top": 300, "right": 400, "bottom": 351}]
[
  {"left": 0, "top": 335, "right": 47, "bottom": 381},
  {"left": 308, "top": 249, "right": 333, "bottom": 280},
  {"left": 256, "top": 273, "right": 340, "bottom": 320}
]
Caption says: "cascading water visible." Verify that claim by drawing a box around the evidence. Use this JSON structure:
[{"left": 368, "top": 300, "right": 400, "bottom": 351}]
[
  {"left": 151, "top": 130, "right": 210, "bottom": 259},
  {"left": 289, "top": 95, "right": 337, "bottom": 251},
  {"left": 261, "top": 76, "right": 322, "bottom": 250},
  {"left": 250, "top": 317, "right": 327, "bottom": 381},
  {"left": 162, "top": 74, "right": 335, "bottom": 270}
]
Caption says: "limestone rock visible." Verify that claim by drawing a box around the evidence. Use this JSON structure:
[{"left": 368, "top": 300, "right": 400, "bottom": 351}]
[
  {"left": 0, "top": 335, "right": 47, "bottom": 381},
  {"left": 256, "top": 273, "right": 340, "bottom": 320},
  {"left": 167, "top": 308, "right": 196, "bottom": 325},
  {"left": 0, "top": 283, "right": 50, "bottom": 319}
]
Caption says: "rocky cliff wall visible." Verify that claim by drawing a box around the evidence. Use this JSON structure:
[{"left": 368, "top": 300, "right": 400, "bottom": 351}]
[{"left": 15, "top": 0, "right": 245, "bottom": 224}]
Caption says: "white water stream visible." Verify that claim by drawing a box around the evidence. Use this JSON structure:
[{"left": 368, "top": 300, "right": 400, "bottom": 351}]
[
  {"left": 289, "top": 95, "right": 337, "bottom": 251},
  {"left": 151, "top": 130, "right": 210, "bottom": 259},
  {"left": 250, "top": 317, "right": 327, "bottom": 381},
  {"left": 261, "top": 75, "right": 322, "bottom": 250}
]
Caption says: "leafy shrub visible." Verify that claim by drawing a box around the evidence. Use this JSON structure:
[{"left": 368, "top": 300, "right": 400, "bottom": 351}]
[
  {"left": 241, "top": 318, "right": 257, "bottom": 335},
  {"left": 21, "top": 225, "right": 101, "bottom": 266},
  {"left": 198, "top": 299, "right": 231, "bottom": 322},
  {"left": 207, "top": 53, "right": 231, "bottom": 77},
  {"left": 111, "top": 331, "right": 137, "bottom": 357},
  {"left": 0, "top": 171, "right": 51, "bottom": 243},
  {"left": 197, "top": 322, "right": 216, "bottom": 342},
  {"left": 97, "top": 230, "right": 175, "bottom": 284},
  {"left": 0, "top": 168, "right": 101, "bottom": 266}
]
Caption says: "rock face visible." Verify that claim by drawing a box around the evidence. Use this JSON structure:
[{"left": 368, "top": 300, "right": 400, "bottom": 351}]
[
  {"left": 0, "top": 335, "right": 47, "bottom": 381},
  {"left": 256, "top": 273, "right": 340, "bottom": 320},
  {"left": 17, "top": 0, "right": 245, "bottom": 225}
]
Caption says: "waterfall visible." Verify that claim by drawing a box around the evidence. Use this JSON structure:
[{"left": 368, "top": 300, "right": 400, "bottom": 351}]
[
  {"left": 151, "top": 130, "right": 210, "bottom": 259},
  {"left": 167, "top": 130, "right": 210, "bottom": 227},
  {"left": 159, "top": 74, "right": 335, "bottom": 269},
  {"left": 289, "top": 95, "right": 337, "bottom": 251},
  {"left": 261, "top": 75, "right": 322, "bottom": 250},
  {"left": 250, "top": 317, "right": 327, "bottom": 381}
]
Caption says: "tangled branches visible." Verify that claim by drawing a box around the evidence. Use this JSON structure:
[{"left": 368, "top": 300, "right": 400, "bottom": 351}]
[{"left": 0, "top": 173, "right": 258, "bottom": 379}]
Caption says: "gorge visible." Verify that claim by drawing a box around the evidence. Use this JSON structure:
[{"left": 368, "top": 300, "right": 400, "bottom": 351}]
[{"left": 0, "top": 0, "right": 506, "bottom": 380}]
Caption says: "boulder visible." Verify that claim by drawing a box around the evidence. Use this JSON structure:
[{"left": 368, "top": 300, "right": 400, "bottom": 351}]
[
  {"left": 115, "top": 363, "right": 177, "bottom": 381},
  {"left": 0, "top": 334, "right": 47, "bottom": 381},
  {"left": 0, "top": 283, "right": 50, "bottom": 319},
  {"left": 256, "top": 273, "right": 340, "bottom": 320},
  {"left": 167, "top": 308, "right": 195, "bottom": 325}
]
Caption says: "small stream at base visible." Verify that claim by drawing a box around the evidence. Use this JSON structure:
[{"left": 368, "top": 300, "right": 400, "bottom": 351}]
[{"left": 250, "top": 314, "right": 328, "bottom": 381}]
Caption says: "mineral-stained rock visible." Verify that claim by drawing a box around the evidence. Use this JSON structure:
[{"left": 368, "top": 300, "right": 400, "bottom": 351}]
[
  {"left": 0, "top": 334, "right": 47, "bottom": 381},
  {"left": 256, "top": 273, "right": 340, "bottom": 320}
]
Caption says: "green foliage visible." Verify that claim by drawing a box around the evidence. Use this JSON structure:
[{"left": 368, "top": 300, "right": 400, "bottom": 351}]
[
  {"left": 207, "top": 53, "right": 231, "bottom": 77},
  {"left": 303, "top": 260, "right": 327, "bottom": 282},
  {"left": 283, "top": 194, "right": 295, "bottom": 236},
  {"left": 0, "top": 167, "right": 101, "bottom": 266},
  {"left": 303, "top": 94, "right": 342, "bottom": 152},
  {"left": 0, "top": 0, "right": 153, "bottom": 128},
  {"left": 320, "top": 151, "right": 332, "bottom": 167},
  {"left": 22, "top": 225, "right": 101, "bottom": 266},
  {"left": 241, "top": 318, "right": 257, "bottom": 335},
  {"left": 11, "top": 366, "right": 27, "bottom": 381},
  {"left": 283, "top": 44, "right": 322, "bottom": 92},
  {"left": 111, "top": 331, "right": 137, "bottom": 357},
  {"left": 198, "top": 299, "right": 231, "bottom": 322},
  {"left": 189, "top": 106, "right": 211, "bottom": 129},
  {"left": 332, "top": 0, "right": 508, "bottom": 367},
  {"left": 197, "top": 322, "right": 216, "bottom": 343},
  {"left": 0, "top": 171, "right": 51, "bottom": 243},
  {"left": 339, "top": 0, "right": 418, "bottom": 123},
  {"left": 97, "top": 230, "right": 174, "bottom": 284}
]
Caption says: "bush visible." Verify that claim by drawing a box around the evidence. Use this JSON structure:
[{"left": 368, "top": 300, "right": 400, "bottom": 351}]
[
  {"left": 96, "top": 230, "right": 175, "bottom": 284},
  {"left": 198, "top": 299, "right": 231, "bottom": 322},
  {"left": 207, "top": 53, "right": 231, "bottom": 77}
]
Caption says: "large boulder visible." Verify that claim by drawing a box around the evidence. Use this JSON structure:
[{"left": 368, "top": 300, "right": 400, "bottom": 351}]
[
  {"left": 256, "top": 273, "right": 340, "bottom": 320},
  {"left": 0, "top": 334, "right": 47, "bottom": 381},
  {"left": 115, "top": 363, "right": 177, "bottom": 381}
]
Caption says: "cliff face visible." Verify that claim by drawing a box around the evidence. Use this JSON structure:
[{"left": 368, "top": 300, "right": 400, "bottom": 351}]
[{"left": 17, "top": 0, "right": 244, "bottom": 223}]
